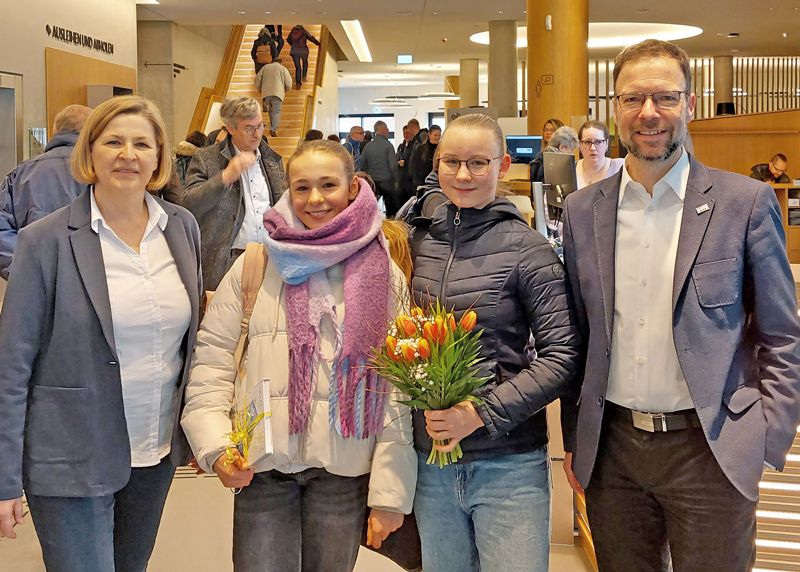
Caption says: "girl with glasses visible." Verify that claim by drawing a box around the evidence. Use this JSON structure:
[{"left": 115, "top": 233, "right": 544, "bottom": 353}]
[
  {"left": 576, "top": 120, "right": 625, "bottom": 189},
  {"left": 408, "top": 114, "right": 580, "bottom": 572}
]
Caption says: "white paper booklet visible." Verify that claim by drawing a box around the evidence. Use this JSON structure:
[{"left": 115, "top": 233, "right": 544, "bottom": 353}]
[{"left": 236, "top": 377, "right": 273, "bottom": 466}]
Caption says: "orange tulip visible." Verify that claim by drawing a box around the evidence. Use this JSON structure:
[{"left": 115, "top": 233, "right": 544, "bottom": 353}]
[
  {"left": 447, "top": 313, "right": 457, "bottom": 333},
  {"left": 401, "top": 343, "right": 417, "bottom": 362},
  {"left": 434, "top": 316, "right": 447, "bottom": 344},
  {"left": 422, "top": 321, "right": 435, "bottom": 344},
  {"left": 411, "top": 307, "right": 425, "bottom": 319},
  {"left": 386, "top": 335, "right": 398, "bottom": 359},
  {"left": 459, "top": 310, "right": 477, "bottom": 332},
  {"left": 417, "top": 338, "right": 431, "bottom": 359},
  {"left": 397, "top": 315, "right": 417, "bottom": 337}
]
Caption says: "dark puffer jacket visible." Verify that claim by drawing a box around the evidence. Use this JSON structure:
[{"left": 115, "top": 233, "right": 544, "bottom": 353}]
[{"left": 410, "top": 198, "right": 580, "bottom": 460}]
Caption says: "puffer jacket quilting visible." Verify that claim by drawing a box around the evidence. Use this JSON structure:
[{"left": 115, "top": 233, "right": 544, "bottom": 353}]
[{"left": 410, "top": 198, "right": 580, "bottom": 460}]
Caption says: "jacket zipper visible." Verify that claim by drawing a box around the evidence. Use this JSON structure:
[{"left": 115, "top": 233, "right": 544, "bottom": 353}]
[{"left": 439, "top": 208, "right": 461, "bottom": 304}]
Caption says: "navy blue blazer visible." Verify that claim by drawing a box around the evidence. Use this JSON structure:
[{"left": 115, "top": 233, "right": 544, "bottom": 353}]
[
  {"left": 0, "top": 190, "right": 202, "bottom": 500},
  {"left": 561, "top": 155, "right": 800, "bottom": 501}
]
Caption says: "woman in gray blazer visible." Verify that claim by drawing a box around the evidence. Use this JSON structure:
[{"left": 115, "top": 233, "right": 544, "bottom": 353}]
[{"left": 0, "top": 96, "right": 202, "bottom": 572}]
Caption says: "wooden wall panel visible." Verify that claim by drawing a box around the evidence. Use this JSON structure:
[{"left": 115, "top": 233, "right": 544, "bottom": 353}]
[
  {"left": 45, "top": 47, "right": 137, "bottom": 136},
  {"left": 688, "top": 109, "right": 800, "bottom": 177}
]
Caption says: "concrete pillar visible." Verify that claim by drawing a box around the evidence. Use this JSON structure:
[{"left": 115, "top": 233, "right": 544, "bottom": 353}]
[
  {"left": 526, "top": 0, "right": 588, "bottom": 134},
  {"left": 444, "top": 75, "right": 460, "bottom": 123},
  {"left": 460, "top": 58, "right": 479, "bottom": 107},
  {"left": 489, "top": 20, "right": 518, "bottom": 117},
  {"left": 714, "top": 56, "right": 735, "bottom": 115}
]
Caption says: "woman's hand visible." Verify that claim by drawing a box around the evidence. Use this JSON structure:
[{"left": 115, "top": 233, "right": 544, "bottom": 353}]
[
  {"left": 366, "top": 508, "right": 404, "bottom": 549},
  {"left": 0, "top": 497, "right": 25, "bottom": 539},
  {"left": 212, "top": 449, "right": 255, "bottom": 489},
  {"left": 424, "top": 401, "right": 484, "bottom": 452}
]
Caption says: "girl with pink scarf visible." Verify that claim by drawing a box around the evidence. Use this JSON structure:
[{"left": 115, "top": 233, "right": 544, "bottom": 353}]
[{"left": 182, "top": 140, "right": 416, "bottom": 571}]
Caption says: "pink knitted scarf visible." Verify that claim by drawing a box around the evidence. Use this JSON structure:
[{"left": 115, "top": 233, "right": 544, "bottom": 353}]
[{"left": 263, "top": 179, "right": 389, "bottom": 438}]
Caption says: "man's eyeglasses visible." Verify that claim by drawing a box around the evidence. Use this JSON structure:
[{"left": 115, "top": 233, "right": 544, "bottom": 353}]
[
  {"left": 579, "top": 139, "right": 607, "bottom": 149},
  {"left": 438, "top": 156, "right": 502, "bottom": 176},
  {"left": 242, "top": 123, "right": 267, "bottom": 136},
  {"left": 770, "top": 162, "right": 786, "bottom": 175},
  {"left": 615, "top": 91, "right": 688, "bottom": 111}
]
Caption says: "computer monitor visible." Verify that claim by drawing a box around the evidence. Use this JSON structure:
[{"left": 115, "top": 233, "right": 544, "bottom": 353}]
[
  {"left": 506, "top": 135, "right": 542, "bottom": 164},
  {"left": 543, "top": 151, "right": 577, "bottom": 209}
]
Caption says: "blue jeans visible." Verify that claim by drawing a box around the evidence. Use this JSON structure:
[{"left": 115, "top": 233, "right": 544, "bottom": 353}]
[
  {"left": 414, "top": 447, "right": 551, "bottom": 572},
  {"left": 233, "top": 468, "right": 369, "bottom": 572},
  {"left": 26, "top": 457, "right": 175, "bottom": 572}
]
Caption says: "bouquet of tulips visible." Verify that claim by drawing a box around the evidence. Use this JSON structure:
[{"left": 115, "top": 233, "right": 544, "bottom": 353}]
[{"left": 372, "top": 301, "right": 491, "bottom": 467}]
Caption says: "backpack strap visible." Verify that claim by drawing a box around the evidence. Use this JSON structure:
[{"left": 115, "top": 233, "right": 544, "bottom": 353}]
[{"left": 233, "top": 242, "right": 268, "bottom": 381}]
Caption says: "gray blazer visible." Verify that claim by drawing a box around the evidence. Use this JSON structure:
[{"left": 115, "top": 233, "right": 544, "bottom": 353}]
[
  {"left": 0, "top": 190, "right": 202, "bottom": 500},
  {"left": 183, "top": 136, "right": 286, "bottom": 291},
  {"left": 561, "top": 155, "right": 800, "bottom": 501}
]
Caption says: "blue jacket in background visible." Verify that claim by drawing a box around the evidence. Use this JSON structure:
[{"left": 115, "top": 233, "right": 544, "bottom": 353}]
[{"left": 0, "top": 131, "right": 88, "bottom": 279}]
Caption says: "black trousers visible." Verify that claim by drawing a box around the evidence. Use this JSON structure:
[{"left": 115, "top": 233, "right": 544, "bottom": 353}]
[
  {"left": 291, "top": 52, "right": 309, "bottom": 85},
  {"left": 585, "top": 405, "right": 757, "bottom": 572}
]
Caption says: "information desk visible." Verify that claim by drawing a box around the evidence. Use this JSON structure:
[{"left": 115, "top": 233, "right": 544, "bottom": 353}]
[{"left": 773, "top": 184, "right": 800, "bottom": 264}]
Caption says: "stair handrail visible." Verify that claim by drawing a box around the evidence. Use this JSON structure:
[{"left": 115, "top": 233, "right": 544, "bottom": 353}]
[{"left": 187, "top": 25, "right": 246, "bottom": 136}]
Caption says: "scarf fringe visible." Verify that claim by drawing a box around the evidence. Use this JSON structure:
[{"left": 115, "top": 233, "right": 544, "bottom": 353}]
[{"left": 330, "top": 355, "right": 386, "bottom": 439}]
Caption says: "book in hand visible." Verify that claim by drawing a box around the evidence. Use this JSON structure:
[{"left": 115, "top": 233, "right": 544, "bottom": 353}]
[{"left": 232, "top": 378, "right": 273, "bottom": 466}]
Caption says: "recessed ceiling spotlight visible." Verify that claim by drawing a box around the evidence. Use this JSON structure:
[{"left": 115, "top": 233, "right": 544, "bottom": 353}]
[
  {"left": 433, "top": 11, "right": 438, "bottom": 15},
  {"left": 238, "top": 11, "right": 246, "bottom": 15},
  {"left": 731, "top": 49, "right": 740, "bottom": 53},
  {"left": 498, "top": 10, "right": 504, "bottom": 14},
  {"left": 727, "top": 32, "right": 740, "bottom": 38},
  {"left": 634, "top": 9, "right": 649, "bottom": 13},
  {"left": 782, "top": 32, "right": 788, "bottom": 38},
  {"left": 265, "top": 11, "right": 271, "bottom": 14},
  {"left": 289, "top": 11, "right": 297, "bottom": 15}
]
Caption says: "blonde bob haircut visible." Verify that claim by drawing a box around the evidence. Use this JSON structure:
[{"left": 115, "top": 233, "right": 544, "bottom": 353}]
[{"left": 71, "top": 95, "right": 172, "bottom": 192}]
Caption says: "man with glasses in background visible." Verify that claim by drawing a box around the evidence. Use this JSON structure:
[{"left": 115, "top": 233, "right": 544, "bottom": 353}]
[
  {"left": 561, "top": 39, "right": 800, "bottom": 572},
  {"left": 343, "top": 125, "right": 365, "bottom": 166},
  {"left": 750, "top": 153, "right": 791, "bottom": 184},
  {"left": 184, "top": 96, "right": 286, "bottom": 291}
]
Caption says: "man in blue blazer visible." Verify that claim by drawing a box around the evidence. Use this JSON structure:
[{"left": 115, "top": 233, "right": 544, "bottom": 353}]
[{"left": 561, "top": 39, "right": 800, "bottom": 571}]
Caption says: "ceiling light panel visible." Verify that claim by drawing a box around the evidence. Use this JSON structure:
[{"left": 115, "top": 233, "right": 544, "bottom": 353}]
[{"left": 340, "top": 19, "right": 373, "bottom": 62}]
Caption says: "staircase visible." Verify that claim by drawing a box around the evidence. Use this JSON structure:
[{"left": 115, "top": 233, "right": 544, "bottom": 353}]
[{"left": 227, "top": 24, "right": 322, "bottom": 160}]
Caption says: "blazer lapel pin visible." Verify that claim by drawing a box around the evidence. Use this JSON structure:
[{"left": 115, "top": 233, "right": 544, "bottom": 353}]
[{"left": 696, "top": 204, "right": 710, "bottom": 215}]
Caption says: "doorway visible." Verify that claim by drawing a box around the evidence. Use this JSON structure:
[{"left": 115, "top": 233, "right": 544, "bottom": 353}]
[{"left": 0, "top": 72, "right": 23, "bottom": 177}]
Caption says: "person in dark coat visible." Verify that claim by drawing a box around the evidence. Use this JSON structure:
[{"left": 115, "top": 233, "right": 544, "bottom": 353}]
[
  {"left": 409, "top": 124, "right": 441, "bottom": 190},
  {"left": 408, "top": 113, "right": 579, "bottom": 572},
  {"left": 286, "top": 24, "right": 320, "bottom": 87},
  {"left": 183, "top": 97, "right": 287, "bottom": 292},
  {"left": 0, "top": 104, "right": 92, "bottom": 279}
]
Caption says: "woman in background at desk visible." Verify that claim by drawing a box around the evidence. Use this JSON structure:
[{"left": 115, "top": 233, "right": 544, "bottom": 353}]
[{"left": 575, "top": 120, "right": 624, "bottom": 189}]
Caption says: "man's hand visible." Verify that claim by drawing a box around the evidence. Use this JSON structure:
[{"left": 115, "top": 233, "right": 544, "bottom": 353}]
[
  {"left": 397, "top": 159, "right": 405, "bottom": 167},
  {"left": 563, "top": 452, "right": 584, "bottom": 495},
  {"left": 366, "top": 509, "right": 404, "bottom": 549},
  {"left": 221, "top": 153, "right": 257, "bottom": 186},
  {"left": 212, "top": 449, "right": 255, "bottom": 489},
  {"left": 425, "top": 401, "right": 484, "bottom": 453},
  {"left": 0, "top": 497, "right": 25, "bottom": 539}
]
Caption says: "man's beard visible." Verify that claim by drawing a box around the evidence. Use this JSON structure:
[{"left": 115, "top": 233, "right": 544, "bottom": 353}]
[{"left": 621, "top": 128, "right": 685, "bottom": 162}]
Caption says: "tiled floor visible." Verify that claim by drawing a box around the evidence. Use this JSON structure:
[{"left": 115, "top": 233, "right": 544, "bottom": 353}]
[{"left": 0, "top": 471, "right": 593, "bottom": 571}]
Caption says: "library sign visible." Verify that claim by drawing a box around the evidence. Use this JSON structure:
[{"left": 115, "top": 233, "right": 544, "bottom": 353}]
[{"left": 45, "top": 25, "right": 114, "bottom": 55}]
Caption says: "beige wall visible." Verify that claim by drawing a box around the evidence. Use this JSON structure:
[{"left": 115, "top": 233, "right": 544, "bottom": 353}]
[
  {"left": 137, "top": 21, "right": 174, "bottom": 143},
  {"left": 0, "top": 0, "right": 137, "bottom": 159},
  {"left": 137, "top": 22, "right": 229, "bottom": 147},
  {"left": 170, "top": 25, "right": 229, "bottom": 141},
  {"left": 313, "top": 50, "right": 339, "bottom": 137}
]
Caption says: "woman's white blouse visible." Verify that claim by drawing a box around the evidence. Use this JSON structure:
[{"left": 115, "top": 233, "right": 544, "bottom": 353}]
[{"left": 90, "top": 190, "right": 191, "bottom": 467}]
